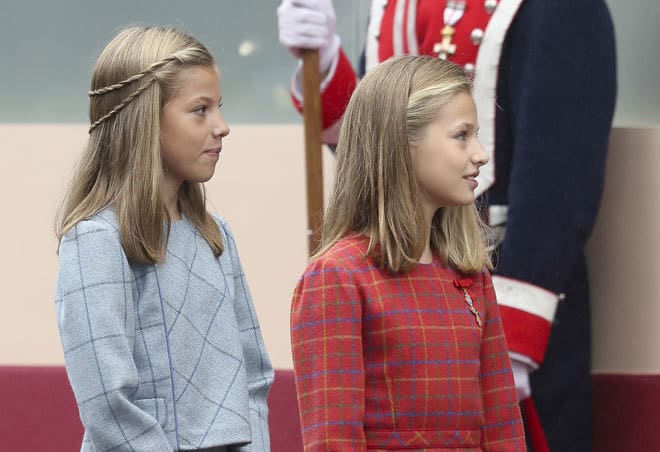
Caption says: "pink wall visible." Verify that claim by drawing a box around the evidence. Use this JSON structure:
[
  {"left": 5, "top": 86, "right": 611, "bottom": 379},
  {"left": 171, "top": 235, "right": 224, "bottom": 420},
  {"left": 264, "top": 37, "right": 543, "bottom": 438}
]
[
  {"left": 1, "top": 124, "right": 659, "bottom": 375},
  {"left": 0, "top": 124, "right": 335, "bottom": 369}
]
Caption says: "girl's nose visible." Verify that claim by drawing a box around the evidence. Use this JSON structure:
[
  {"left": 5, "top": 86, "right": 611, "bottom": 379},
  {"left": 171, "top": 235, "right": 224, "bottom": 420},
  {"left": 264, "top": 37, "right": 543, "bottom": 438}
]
[
  {"left": 212, "top": 112, "right": 230, "bottom": 139},
  {"left": 473, "top": 141, "right": 489, "bottom": 166}
]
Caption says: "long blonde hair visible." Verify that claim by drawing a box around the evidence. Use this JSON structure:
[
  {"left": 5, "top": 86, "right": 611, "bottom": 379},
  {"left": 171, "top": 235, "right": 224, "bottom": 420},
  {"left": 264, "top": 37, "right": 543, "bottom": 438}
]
[
  {"left": 318, "top": 55, "right": 492, "bottom": 274},
  {"left": 56, "top": 26, "right": 223, "bottom": 263}
]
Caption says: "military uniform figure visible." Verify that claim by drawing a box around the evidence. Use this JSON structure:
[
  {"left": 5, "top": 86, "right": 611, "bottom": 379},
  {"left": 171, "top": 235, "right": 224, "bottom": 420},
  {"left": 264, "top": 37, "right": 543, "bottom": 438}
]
[{"left": 278, "top": 1, "right": 617, "bottom": 450}]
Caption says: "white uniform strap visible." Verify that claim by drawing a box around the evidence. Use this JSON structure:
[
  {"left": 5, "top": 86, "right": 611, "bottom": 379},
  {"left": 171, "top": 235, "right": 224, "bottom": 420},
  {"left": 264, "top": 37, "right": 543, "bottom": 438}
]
[{"left": 473, "top": 0, "right": 525, "bottom": 196}]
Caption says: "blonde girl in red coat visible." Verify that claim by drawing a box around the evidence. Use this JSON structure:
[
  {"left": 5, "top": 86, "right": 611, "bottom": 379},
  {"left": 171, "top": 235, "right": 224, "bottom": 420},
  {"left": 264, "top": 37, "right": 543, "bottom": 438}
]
[{"left": 290, "top": 55, "right": 525, "bottom": 451}]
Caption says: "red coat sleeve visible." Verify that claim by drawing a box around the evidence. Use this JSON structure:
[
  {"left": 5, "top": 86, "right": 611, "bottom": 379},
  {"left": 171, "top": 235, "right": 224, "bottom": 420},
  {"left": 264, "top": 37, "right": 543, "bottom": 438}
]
[
  {"left": 492, "top": 0, "right": 616, "bottom": 364},
  {"left": 291, "top": 48, "right": 358, "bottom": 137}
]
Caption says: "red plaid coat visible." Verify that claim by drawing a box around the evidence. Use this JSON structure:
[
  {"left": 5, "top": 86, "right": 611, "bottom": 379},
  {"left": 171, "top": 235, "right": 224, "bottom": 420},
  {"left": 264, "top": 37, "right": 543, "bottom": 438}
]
[{"left": 291, "top": 235, "right": 525, "bottom": 451}]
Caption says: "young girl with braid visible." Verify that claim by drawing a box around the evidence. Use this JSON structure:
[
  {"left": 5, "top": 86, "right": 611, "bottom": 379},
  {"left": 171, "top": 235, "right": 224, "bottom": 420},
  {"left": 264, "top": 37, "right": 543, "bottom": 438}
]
[
  {"left": 55, "top": 26, "right": 272, "bottom": 452},
  {"left": 290, "top": 55, "right": 525, "bottom": 451}
]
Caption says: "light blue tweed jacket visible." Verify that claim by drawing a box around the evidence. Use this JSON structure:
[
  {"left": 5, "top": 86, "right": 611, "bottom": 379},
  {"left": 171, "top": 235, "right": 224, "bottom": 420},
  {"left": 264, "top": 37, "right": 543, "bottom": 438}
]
[{"left": 55, "top": 209, "right": 273, "bottom": 451}]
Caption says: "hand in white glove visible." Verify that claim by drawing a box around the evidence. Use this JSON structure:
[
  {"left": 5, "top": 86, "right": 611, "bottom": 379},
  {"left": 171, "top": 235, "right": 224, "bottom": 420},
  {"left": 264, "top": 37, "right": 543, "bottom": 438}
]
[
  {"left": 277, "top": 0, "right": 340, "bottom": 75},
  {"left": 511, "top": 359, "right": 532, "bottom": 401}
]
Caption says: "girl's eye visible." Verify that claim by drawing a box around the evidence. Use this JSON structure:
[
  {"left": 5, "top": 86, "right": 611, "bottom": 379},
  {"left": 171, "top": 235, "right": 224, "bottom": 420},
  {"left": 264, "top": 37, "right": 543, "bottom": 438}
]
[
  {"left": 218, "top": 102, "right": 224, "bottom": 110},
  {"left": 194, "top": 106, "right": 207, "bottom": 115},
  {"left": 455, "top": 131, "right": 467, "bottom": 140}
]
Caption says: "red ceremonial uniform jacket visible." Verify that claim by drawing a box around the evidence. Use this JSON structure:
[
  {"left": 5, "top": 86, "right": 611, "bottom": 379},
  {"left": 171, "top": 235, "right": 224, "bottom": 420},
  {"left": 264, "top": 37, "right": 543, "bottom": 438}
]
[{"left": 290, "top": 235, "right": 525, "bottom": 451}]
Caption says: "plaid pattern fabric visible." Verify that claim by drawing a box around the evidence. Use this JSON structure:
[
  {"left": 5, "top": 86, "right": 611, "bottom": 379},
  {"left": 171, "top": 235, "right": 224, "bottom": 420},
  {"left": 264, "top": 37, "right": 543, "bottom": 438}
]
[
  {"left": 291, "top": 235, "right": 525, "bottom": 451},
  {"left": 56, "top": 209, "right": 273, "bottom": 451}
]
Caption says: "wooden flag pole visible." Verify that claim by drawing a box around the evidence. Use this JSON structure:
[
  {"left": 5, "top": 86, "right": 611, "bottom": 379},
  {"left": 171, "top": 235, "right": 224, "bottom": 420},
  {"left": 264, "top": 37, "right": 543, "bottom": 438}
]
[{"left": 301, "top": 49, "right": 324, "bottom": 256}]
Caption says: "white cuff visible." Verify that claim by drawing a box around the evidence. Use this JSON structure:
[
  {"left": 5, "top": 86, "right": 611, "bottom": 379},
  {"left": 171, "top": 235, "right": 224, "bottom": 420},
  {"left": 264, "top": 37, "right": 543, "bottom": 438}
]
[
  {"left": 492, "top": 275, "right": 559, "bottom": 323},
  {"left": 290, "top": 46, "right": 341, "bottom": 103},
  {"left": 509, "top": 351, "right": 538, "bottom": 370},
  {"left": 510, "top": 359, "right": 532, "bottom": 400}
]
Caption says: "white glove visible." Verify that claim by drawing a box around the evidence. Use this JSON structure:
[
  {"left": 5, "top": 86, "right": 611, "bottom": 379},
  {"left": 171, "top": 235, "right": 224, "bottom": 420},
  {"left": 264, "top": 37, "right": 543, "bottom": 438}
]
[
  {"left": 277, "top": 0, "right": 340, "bottom": 75},
  {"left": 511, "top": 359, "right": 532, "bottom": 401}
]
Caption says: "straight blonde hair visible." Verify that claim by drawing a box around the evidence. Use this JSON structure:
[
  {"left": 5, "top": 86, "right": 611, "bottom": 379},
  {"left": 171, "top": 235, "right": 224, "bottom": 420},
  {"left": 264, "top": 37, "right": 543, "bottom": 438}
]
[
  {"left": 56, "top": 26, "right": 223, "bottom": 263},
  {"left": 317, "top": 55, "right": 492, "bottom": 274}
]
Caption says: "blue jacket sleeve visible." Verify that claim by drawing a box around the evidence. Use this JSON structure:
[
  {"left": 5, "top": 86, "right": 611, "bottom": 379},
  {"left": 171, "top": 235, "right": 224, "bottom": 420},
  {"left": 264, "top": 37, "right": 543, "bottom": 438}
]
[
  {"left": 493, "top": 0, "right": 617, "bottom": 294},
  {"left": 218, "top": 219, "right": 274, "bottom": 452},
  {"left": 55, "top": 219, "right": 173, "bottom": 451}
]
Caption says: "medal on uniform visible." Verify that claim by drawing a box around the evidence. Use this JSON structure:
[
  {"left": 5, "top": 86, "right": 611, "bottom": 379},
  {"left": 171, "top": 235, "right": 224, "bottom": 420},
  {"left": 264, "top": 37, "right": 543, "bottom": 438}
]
[{"left": 434, "top": 0, "right": 467, "bottom": 60}]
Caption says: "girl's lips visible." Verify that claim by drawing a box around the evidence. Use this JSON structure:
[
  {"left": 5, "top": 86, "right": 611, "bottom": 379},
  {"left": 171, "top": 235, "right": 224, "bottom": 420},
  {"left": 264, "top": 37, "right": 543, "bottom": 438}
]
[
  {"left": 464, "top": 176, "right": 478, "bottom": 189},
  {"left": 203, "top": 149, "right": 221, "bottom": 159}
]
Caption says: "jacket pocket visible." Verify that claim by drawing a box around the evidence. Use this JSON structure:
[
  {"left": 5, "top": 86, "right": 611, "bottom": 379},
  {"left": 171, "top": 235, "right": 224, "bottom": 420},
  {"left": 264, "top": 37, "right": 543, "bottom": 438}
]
[{"left": 134, "top": 397, "right": 168, "bottom": 428}]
